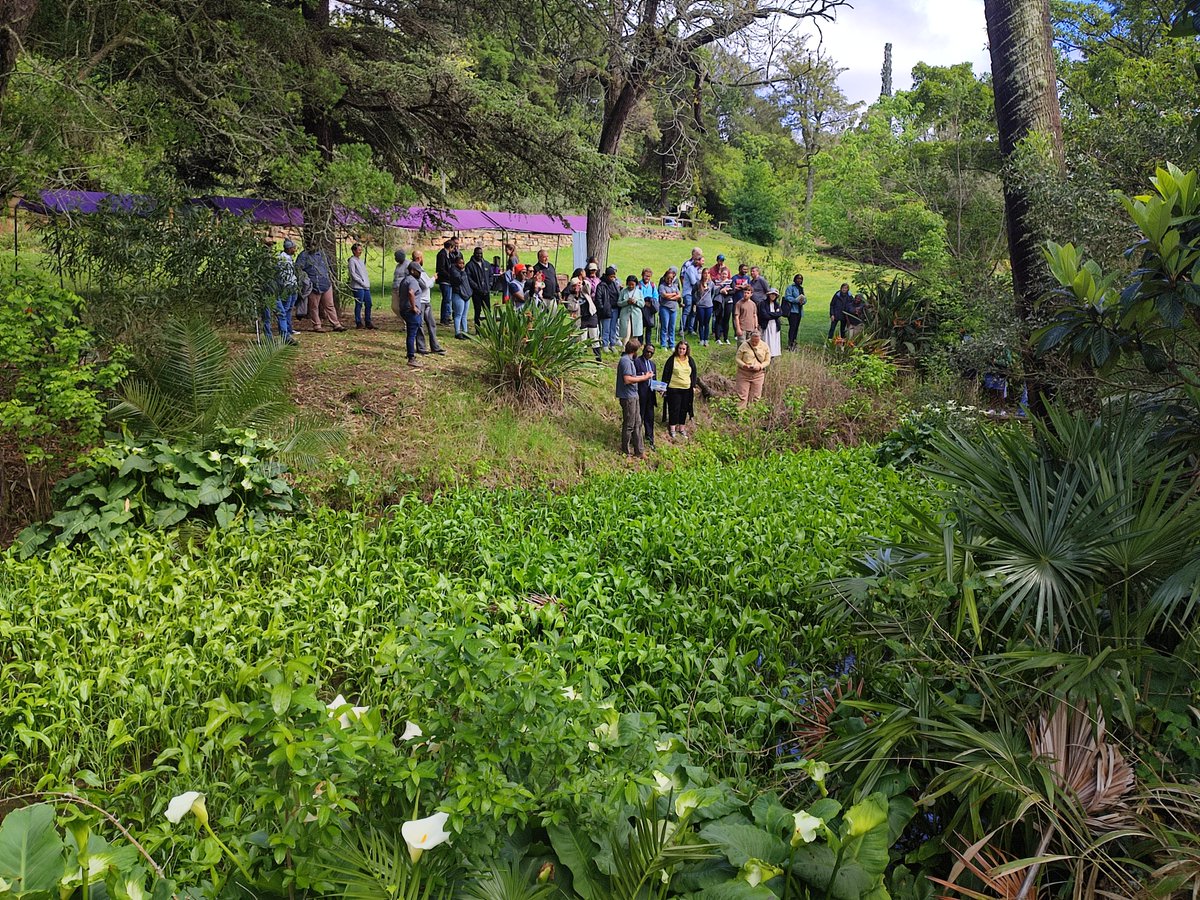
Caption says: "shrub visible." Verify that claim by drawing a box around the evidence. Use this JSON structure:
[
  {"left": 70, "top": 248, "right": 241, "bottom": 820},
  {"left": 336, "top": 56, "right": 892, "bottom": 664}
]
[
  {"left": 15, "top": 427, "right": 297, "bottom": 554},
  {"left": 875, "top": 400, "right": 985, "bottom": 468},
  {"left": 477, "top": 304, "right": 593, "bottom": 407},
  {"left": 0, "top": 268, "right": 126, "bottom": 528}
]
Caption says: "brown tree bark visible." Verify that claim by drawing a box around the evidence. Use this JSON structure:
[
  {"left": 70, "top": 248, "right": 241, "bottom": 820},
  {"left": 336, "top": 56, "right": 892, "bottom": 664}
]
[
  {"left": 0, "top": 0, "right": 38, "bottom": 100},
  {"left": 984, "top": 0, "right": 1065, "bottom": 318}
]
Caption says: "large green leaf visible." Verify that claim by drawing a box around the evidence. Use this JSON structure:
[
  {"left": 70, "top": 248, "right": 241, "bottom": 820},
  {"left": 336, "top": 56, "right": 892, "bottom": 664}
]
[
  {"left": 0, "top": 804, "right": 67, "bottom": 897},
  {"left": 547, "top": 823, "right": 608, "bottom": 900},
  {"left": 694, "top": 880, "right": 778, "bottom": 899},
  {"left": 699, "top": 821, "right": 788, "bottom": 867}
]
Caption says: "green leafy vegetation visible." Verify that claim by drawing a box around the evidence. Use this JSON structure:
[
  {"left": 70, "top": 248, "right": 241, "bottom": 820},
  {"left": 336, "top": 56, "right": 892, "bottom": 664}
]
[{"left": 477, "top": 305, "right": 594, "bottom": 407}]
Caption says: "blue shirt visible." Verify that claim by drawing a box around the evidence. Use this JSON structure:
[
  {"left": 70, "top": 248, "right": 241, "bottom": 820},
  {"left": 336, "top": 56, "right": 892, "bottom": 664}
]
[
  {"left": 680, "top": 260, "right": 703, "bottom": 303},
  {"left": 616, "top": 354, "right": 639, "bottom": 399},
  {"left": 639, "top": 280, "right": 659, "bottom": 306}
]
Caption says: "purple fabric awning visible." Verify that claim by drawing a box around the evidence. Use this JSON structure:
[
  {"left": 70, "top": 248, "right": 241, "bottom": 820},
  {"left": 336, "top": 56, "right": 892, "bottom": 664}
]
[
  {"left": 387, "top": 208, "right": 497, "bottom": 232},
  {"left": 18, "top": 190, "right": 153, "bottom": 216},
  {"left": 202, "top": 196, "right": 304, "bottom": 226},
  {"left": 482, "top": 212, "right": 585, "bottom": 235},
  {"left": 17, "top": 191, "right": 588, "bottom": 236}
]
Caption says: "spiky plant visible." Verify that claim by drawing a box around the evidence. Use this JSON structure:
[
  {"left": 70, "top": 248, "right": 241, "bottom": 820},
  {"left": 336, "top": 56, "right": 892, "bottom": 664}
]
[
  {"left": 477, "top": 305, "right": 594, "bottom": 408},
  {"left": 110, "top": 316, "right": 343, "bottom": 466}
]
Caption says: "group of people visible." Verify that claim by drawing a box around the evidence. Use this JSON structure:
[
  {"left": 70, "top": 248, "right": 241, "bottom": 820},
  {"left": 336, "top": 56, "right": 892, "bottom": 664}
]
[{"left": 263, "top": 236, "right": 866, "bottom": 457}]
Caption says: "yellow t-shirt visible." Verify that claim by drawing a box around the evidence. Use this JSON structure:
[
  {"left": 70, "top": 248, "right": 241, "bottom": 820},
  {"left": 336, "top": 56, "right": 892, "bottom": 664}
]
[{"left": 669, "top": 357, "right": 692, "bottom": 390}]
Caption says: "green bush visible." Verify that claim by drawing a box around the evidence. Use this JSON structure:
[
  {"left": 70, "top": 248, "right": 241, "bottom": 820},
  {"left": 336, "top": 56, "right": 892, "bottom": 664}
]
[
  {"left": 0, "top": 268, "right": 126, "bottom": 467},
  {"left": 15, "top": 427, "right": 297, "bottom": 554},
  {"left": 874, "top": 400, "right": 985, "bottom": 468},
  {"left": 477, "top": 304, "right": 593, "bottom": 406}
]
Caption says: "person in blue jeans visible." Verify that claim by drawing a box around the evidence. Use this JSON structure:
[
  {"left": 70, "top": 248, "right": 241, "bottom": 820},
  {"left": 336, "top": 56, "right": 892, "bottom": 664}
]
[
  {"left": 447, "top": 255, "right": 472, "bottom": 338},
  {"left": 263, "top": 239, "right": 299, "bottom": 345},
  {"left": 398, "top": 262, "right": 425, "bottom": 367},
  {"left": 657, "top": 267, "right": 681, "bottom": 349},
  {"left": 348, "top": 242, "right": 374, "bottom": 329}
]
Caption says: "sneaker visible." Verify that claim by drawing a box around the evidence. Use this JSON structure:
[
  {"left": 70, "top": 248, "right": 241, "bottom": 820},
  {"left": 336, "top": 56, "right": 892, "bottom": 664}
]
[
  {"left": 365, "top": 323, "right": 375, "bottom": 330},
  {"left": 407, "top": 358, "right": 421, "bottom": 368},
  {"left": 312, "top": 326, "right": 327, "bottom": 333},
  {"left": 332, "top": 325, "right": 347, "bottom": 332},
  {"left": 285, "top": 337, "right": 300, "bottom": 346},
  {"left": 434, "top": 348, "right": 447, "bottom": 355}
]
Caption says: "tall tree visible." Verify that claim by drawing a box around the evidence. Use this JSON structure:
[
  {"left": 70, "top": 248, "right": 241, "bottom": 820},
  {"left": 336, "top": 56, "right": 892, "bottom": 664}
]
[
  {"left": 0, "top": 0, "right": 37, "bottom": 99},
  {"left": 984, "top": 0, "right": 1065, "bottom": 318},
  {"left": 773, "top": 36, "right": 857, "bottom": 230},
  {"left": 575, "top": 0, "right": 850, "bottom": 262}
]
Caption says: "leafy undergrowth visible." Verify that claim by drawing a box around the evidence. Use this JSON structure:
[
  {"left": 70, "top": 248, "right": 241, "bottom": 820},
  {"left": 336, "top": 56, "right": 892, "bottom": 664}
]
[{"left": 0, "top": 448, "right": 922, "bottom": 836}]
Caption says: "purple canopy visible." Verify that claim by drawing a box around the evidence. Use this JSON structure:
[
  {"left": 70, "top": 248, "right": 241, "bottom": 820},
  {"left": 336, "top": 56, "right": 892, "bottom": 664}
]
[
  {"left": 202, "top": 196, "right": 303, "bottom": 227},
  {"left": 18, "top": 190, "right": 152, "bottom": 216},
  {"left": 482, "top": 211, "right": 585, "bottom": 235},
  {"left": 387, "top": 208, "right": 497, "bottom": 232}
]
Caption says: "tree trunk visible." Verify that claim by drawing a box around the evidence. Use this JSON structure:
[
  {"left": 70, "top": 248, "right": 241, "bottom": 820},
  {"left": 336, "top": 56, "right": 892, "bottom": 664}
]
[
  {"left": 587, "top": 78, "right": 644, "bottom": 264},
  {"left": 0, "top": 0, "right": 38, "bottom": 100},
  {"left": 299, "top": 0, "right": 340, "bottom": 308},
  {"left": 803, "top": 153, "right": 816, "bottom": 231},
  {"left": 984, "top": 0, "right": 1064, "bottom": 318}
]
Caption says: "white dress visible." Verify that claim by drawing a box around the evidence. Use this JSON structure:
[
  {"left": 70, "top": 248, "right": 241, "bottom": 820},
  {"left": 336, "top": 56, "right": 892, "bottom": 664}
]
[{"left": 760, "top": 301, "right": 782, "bottom": 357}]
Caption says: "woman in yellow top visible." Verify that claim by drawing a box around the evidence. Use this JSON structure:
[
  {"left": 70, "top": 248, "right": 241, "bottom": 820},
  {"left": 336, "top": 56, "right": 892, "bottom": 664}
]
[
  {"left": 660, "top": 341, "right": 698, "bottom": 440},
  {"left": 735, "top": 332, "right": 771, "bottom": 409}
]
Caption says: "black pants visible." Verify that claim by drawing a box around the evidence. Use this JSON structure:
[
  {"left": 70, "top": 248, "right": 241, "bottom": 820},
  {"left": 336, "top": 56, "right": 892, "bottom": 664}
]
[
  {"left": 828, "top": 317, "right": 847, "bottom": 339},
  {"left": 643, "top": 322, "right": 655, "bottom": 349},
  {"left": 713, "top": 301, "right": 731, "bottom": 341},
  {"left": 665, "top": 388, "right": 690, "bottom": 427},
  {"left": 787, "top": 312, "right": 802, "bottom": 348},
  {"left": 472, "top": 292, "right": 491, "bottom": 328},
  {"left": 641, "top": 394, "right": 656, "bottom": 447}
]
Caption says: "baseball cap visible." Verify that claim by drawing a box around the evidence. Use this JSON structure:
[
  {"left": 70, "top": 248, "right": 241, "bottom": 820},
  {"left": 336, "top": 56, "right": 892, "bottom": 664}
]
[
  {"left": 605, "top": 266, "right": 618, "bottom": 276},
  {"left": 282, "top": 239, "right": 295, "bottom": 251}
]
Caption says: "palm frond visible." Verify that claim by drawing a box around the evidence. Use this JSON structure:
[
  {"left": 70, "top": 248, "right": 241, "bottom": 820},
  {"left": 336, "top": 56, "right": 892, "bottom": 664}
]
[
  {"left": 460, "top": 858, "right": 556, "bottom": 900},
  {"left": 318, "top": 824, "right": 456, "bottom": 900}
]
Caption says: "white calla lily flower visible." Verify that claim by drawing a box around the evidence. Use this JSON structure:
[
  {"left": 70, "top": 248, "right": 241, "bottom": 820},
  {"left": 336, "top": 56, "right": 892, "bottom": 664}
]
[
  {"left": 400, "top": 721, "right": 422, "bottom": 741},
  {"left": 326, "top": 694, "right": 369, "bottom": 729},
  {"left": 165, "top": 791, "right": 208, "bottom": 827},
  {"left": 561, "top": 686, "right": 579, "bottom": 701},
  {"left": 401, "top": 811, "right": 452, "bottom": 863},
  {"left": 791, "top": 810, "right": 823, "bottom": 846}
]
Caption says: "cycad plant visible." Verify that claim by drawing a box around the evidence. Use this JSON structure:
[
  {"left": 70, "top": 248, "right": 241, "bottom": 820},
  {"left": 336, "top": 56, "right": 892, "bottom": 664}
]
[
  {"left": 477, "top": 305, "right": 594, "bottom": 408},
  {"left": 864, "top": 403, "right": 1200, "bottom": 654},
  {"left": 110, "top": 317, "right": 343, "bottom": 466}
]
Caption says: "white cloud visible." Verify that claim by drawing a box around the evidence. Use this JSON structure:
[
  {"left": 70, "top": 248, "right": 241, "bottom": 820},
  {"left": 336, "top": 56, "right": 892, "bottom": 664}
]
[{"left": 799, "top": 0, "right": 991, "bottom": 106}]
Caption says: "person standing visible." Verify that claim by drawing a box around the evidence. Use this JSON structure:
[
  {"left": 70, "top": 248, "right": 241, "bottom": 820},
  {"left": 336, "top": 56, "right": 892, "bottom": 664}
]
[
  {"left": 829, "top": 282, "right": 853, "bottom": 340},
  {"left": 617, "top": 274, "right": 645, "bottom": 344},
  {"left": 847, "top": 292, "right": 868, "bottom": 338},
  {"left": 446, "top": 255, "right": 472, "bottom": 339},
  {"left": 410, "top": 254, "right": 445, "bottom": 355},
  {"left": 435, "top": 238, "right": 462, "bottom": 325},
  {"left": 661, "top": 340, "right": 697, "bottom": 440},
  {"left": 576, "top": 274, "right": 603, "bottom": 363},
  {"left": 639, "top": 268, "right": 658, "bottom": 349},
  {"left": 694, "top": 268, "right": 715, "bottom": 346},
  {"left": 679, "top": 248, "right": 704, "bottom": 334},
  {"left": 348, "top": 242, "right": 374, "bottom": 330},
  {"left": 709, "top": 254, "right": 733, "bottom": 345},
  {"left": 616, "top": 338, "right": 651, "bottom": 459},
  {"left": 532, "top": 249, "right": 559, "bottom": 302},
  {"left": 264, "top": 238, "right": 299, "bottom": 345},
  {"left": 398, "top": 261, "right": 425, "bottom": 368},
  {"left": 466, "top": 246, "right": 492, "bottom": 331},
  {"left": 504, "top": 263, "right": 526, "bottom": 308},
  {"left": 783, "top": 274, "right": 806, "bottom": 350},
  {"left": 733, "top": 286, "right": 759, "bottom": 343},
  {"left": 635, "top": 343, "right": 659, "bottom": 451},
  {"left": 748, "top": 266, "right": 770, "bottom": 305},
  {"left": 657, "top": 267, "right": 681, "bottom": 349},
  {"left": 758, "top": 287, "right": 783, "bottom": 358},
  {"left": 390, "top": 248, "right": 407, "bottom": 317},
  {"left": 298, "top": 239, "right": 345, "bottom": 333},
  {"left": 735, "top": 332, "right": 771, "bottom": 408},
  {"left": 595, "top": 265, "right": 620, "bottom": 352}
]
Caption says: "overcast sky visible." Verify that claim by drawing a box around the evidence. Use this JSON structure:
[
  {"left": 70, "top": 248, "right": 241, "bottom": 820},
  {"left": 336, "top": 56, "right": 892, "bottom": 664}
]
[{"left": 799, "top": 0, "right": 991, "bottom": 107}]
